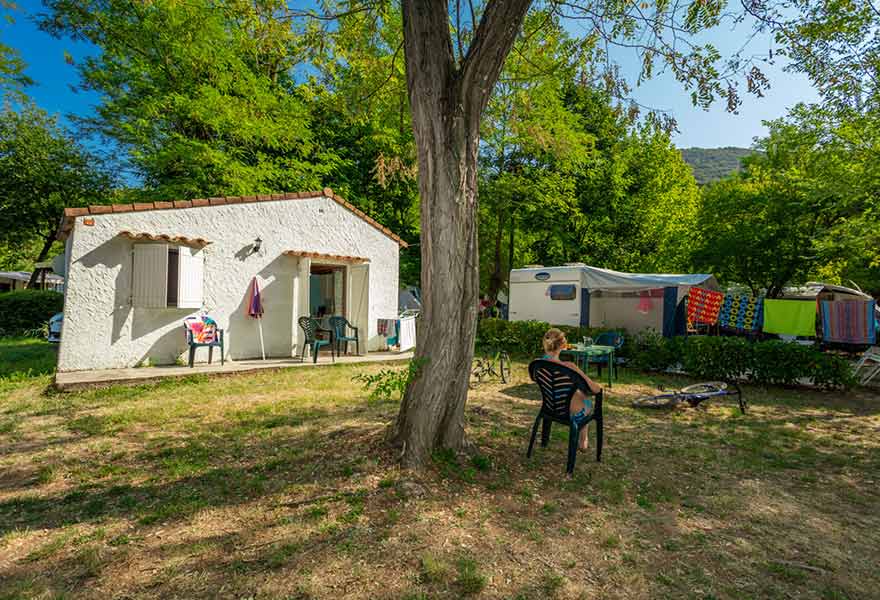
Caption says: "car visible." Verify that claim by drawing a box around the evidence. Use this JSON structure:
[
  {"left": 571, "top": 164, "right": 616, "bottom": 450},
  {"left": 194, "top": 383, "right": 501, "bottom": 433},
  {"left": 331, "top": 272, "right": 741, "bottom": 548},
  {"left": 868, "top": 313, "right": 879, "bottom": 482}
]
[{"left": 47, "top": 312, "right": 63, "bottom": 343}]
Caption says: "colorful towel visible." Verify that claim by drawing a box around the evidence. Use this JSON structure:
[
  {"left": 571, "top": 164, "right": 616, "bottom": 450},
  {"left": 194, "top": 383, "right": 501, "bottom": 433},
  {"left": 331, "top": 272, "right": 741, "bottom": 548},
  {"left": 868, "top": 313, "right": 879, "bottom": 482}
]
[
  {"left": 718, "top": 294, "right": 764, "bottom": 331},
  {"left": 820, "top": 300, "right": 876, "bottom": 344},
  {"left": 763, "top": 300, "right": 817, "bottom": 337},
  {"left": 687, "top": 287, "right": 725, "bottom": 325},
  {"left": 184, "top": 316, "right": 217, "bottom": 343}
]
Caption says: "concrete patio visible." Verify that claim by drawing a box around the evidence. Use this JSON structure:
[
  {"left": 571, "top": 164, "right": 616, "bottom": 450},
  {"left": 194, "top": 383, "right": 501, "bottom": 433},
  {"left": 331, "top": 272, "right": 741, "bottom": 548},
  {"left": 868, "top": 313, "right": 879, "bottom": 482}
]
[{"left": 54, "top": 351, "right": 414, "bottom": 391}]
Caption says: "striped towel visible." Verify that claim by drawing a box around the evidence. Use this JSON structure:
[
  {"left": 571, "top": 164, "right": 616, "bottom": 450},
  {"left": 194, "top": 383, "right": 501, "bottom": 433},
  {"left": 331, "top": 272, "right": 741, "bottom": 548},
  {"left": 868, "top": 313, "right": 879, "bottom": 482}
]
[
  {"left": 718, "top": 294, "right": 764, "bottom": 331},
  {"left": 687, "top": 287, "right": 725, "bottom": 325},
  {"left": 820, "top": 300, "right": 876, "bottom": 344}
]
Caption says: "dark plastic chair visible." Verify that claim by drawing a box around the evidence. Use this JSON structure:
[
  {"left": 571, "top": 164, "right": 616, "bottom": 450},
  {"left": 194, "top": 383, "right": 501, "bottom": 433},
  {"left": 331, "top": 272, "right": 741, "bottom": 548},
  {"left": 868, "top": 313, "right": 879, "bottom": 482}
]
[
  {"left": 527, "top": 359, "right": 603, "bottom": 474},
  {"left": 590, "top": 331, "right": 625, "bottom": 377},
  {"left": 298, "top": 316, "right": 334, "bottom": 363},
  {"left": 184, "top": 321, "right": 224, "bottom": 368},
  {"left": 328, "top": 316, "right": 359, "bottom": 356}
]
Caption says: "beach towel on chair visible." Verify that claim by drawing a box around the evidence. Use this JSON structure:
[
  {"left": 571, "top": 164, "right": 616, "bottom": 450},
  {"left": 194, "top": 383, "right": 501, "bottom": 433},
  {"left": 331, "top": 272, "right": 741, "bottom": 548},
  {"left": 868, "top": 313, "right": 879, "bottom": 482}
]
[
  {"left": 687, "top": 287, "right": 724, "bottom": 325},
  {"left": 718, "top": 294, "right": 764, "bottom": 332},
  {"left": 820, "top": 300, "right": 876, "bottom": 344}
]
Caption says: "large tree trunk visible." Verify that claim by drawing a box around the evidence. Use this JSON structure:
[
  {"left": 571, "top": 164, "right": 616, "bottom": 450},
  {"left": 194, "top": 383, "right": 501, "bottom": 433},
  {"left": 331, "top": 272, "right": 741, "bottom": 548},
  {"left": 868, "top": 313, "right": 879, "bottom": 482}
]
[{"left": 390, "top": 0, "right": 532, "bottom": 468}]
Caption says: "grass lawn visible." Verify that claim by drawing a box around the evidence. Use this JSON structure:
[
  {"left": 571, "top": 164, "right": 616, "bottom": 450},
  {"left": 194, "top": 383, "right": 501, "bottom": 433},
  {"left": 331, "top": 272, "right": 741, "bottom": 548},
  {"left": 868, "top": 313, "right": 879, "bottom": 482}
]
[{"left": 1, "top": 342, "right": 879, "bottom": 599}]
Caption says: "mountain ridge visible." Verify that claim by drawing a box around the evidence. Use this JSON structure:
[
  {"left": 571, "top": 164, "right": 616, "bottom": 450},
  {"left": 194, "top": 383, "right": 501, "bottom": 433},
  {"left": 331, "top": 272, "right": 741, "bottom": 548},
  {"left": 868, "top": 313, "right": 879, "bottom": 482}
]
[{"left": 680, "top": 146, "right": 755, "bottom": 184}]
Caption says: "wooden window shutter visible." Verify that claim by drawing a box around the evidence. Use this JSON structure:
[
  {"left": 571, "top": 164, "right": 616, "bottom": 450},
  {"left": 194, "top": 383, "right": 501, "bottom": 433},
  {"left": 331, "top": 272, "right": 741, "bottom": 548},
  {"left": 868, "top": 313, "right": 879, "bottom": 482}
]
[
  {"left": 176, "top": 246, "right": 204, "bottom": 309},
  {"left": 132, "top": 244, "right": 168, "bottom": 308}
]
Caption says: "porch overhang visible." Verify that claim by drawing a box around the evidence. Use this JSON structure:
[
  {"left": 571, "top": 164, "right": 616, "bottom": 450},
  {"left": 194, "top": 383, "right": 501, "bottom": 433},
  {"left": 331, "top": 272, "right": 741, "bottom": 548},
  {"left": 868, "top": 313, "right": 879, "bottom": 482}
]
[
  {"left": 118, "top": 231, "right": 211, "bottom": 249},
  {"left": 283, "top": 250, "right": 369, "bottom": 264}
]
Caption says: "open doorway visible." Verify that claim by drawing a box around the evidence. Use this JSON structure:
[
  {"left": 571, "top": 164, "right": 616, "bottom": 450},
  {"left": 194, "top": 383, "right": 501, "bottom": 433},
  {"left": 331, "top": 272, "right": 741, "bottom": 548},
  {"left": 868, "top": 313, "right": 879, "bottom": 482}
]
[{"left": 309, "top": 264, "right": 345, "bottom": 319}]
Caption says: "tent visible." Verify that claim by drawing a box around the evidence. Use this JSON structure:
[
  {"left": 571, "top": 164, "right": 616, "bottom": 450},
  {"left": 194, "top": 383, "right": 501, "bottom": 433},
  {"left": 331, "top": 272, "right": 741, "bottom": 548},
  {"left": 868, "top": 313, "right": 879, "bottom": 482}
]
[{"left": 508, "top": 264, "right": 719, "bottom": 336}]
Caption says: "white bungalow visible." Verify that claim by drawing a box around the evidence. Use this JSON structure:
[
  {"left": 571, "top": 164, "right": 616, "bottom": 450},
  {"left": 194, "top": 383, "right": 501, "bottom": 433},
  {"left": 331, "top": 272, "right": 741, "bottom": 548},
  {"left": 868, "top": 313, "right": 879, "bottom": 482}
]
[{"left": 55, "top": 189, "right": 405, "bottom": 372}]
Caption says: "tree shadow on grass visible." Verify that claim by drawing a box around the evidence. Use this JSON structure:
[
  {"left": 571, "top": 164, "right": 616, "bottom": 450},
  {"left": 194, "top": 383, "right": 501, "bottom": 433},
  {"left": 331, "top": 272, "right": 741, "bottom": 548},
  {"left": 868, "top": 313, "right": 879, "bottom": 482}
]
[{"left": 0, "top": 404, "right": 389, "bottom": 537}]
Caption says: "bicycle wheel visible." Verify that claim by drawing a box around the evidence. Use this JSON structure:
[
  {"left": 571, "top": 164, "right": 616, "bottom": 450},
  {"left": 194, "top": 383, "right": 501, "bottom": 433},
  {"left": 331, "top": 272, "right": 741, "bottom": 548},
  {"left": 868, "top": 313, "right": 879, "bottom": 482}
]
[
  {"left": 679, "top": 382, "right": 727, "bottom": 395},
  {"left": 498, "top": 352, "right": 511, "bottom": 383},
  {"left": 469, "top": 359, "right": 485, "bottom": 388},
  {"left": 631, "top": 393, "right": 681, "bottom": 409}
]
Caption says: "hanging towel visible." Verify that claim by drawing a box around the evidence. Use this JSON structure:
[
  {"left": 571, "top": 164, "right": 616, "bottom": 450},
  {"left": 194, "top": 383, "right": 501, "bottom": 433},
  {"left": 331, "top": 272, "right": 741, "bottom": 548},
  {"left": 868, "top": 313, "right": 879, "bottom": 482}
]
[
  {"left": 718, "top": 294, "right": 764, "bottom": 331},
  {"left": 637, "top": 290, "right": 654, "bottom": 315},
  {"left": 378, "top": 318, "right": 397, "bottom": 337},
  {"left": 763, "top": 299, "right": 817, "bottom": 337},
  {"left": 687, "top": 287, "right": 724, "bottom": 325},
  {"left": 820, "top": 300, "right": 876, "bottom": 344}
]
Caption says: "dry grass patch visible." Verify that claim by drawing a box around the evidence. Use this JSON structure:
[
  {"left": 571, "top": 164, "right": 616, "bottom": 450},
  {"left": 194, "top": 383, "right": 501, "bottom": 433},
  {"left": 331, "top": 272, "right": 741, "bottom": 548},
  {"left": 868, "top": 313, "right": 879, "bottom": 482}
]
[{"left": 0, "top": 356, "right": 878, "bottom": 599}]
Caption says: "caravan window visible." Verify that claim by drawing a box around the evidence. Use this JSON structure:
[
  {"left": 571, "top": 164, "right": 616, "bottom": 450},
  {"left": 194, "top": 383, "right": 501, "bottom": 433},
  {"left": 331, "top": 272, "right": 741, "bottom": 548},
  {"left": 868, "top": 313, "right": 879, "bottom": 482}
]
[{"left": 548, "top": 284, "right": 577, "bottom": 300}]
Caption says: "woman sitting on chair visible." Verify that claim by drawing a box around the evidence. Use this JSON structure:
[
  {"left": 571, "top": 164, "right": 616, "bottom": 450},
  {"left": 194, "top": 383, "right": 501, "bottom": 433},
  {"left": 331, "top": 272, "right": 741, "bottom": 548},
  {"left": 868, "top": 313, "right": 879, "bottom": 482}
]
[{"left": 541, "top": 328, "right": 602, "bottom": 451}]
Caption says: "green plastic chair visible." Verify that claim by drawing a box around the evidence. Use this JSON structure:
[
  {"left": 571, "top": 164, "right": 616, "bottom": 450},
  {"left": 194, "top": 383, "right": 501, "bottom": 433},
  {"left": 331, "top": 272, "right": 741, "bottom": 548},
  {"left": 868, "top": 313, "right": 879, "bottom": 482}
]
[
  {"left": 298, "top": 316, "right": 334, "bottom": 363},
  {"left": 328, "top": 316, "right": 360, "bottom": 356}
]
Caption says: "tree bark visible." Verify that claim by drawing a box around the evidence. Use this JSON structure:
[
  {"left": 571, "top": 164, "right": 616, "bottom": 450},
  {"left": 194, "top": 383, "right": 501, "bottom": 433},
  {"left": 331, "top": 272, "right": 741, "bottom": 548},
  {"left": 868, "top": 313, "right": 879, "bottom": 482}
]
[
  {"left": 390, "top": 0, "right": 532, "bottom": 468},
  {"left": 27, "top": 233, "right": 56, "bottom": 288}
]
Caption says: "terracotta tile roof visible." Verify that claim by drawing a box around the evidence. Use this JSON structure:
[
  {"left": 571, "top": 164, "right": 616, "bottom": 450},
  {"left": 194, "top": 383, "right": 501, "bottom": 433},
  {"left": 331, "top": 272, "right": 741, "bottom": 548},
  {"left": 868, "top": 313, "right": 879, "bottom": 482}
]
[
  {"left": 57, "top": 188, "right": 408, "bottom": 247},
  {"left": 118, "top": 231, "right": 211, "bottom": 248},
  {"left": 282, "top": 250, "right": 369, "bottom": 264}
]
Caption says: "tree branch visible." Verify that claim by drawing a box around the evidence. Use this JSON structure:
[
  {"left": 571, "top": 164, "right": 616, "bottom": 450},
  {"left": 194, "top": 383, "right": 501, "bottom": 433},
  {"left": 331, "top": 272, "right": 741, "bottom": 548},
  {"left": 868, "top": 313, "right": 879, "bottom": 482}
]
[{"left": 460, "top": 0, "right": 534, "bottom": 113}]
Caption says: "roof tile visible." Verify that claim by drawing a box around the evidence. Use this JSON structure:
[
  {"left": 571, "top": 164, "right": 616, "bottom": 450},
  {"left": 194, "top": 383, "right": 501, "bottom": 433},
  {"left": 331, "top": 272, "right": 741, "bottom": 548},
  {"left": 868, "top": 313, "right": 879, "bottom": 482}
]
[{"left": 57, "top": 190, "right": 407, "bottom": 247}]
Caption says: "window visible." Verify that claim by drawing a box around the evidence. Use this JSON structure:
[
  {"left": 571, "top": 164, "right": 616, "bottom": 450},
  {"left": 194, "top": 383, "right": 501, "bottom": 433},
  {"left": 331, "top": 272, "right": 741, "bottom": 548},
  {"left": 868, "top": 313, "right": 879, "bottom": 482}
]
[
  {"left": 167, "top": 248, "right": 179, "bottom": 306},
  {"left": 549, "top": 284, "right": 577, "bottom": 300},
  {"left": 132, "top": 244, "right": 204, "bottom": 309}
]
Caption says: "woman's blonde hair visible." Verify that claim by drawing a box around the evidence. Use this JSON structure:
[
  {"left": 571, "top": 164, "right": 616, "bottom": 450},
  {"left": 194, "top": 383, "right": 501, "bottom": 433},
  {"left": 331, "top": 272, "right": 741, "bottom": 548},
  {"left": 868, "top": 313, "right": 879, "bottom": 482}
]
[{"left": 542, "top": 328, "right": 566, "bottom": 354}]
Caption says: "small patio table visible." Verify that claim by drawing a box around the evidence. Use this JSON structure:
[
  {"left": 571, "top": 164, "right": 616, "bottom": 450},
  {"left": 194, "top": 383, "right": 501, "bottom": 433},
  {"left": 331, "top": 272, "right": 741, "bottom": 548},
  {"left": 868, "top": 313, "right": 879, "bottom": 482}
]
[{"left": 561, "top": 344, "right": 616, "bottom": 388}]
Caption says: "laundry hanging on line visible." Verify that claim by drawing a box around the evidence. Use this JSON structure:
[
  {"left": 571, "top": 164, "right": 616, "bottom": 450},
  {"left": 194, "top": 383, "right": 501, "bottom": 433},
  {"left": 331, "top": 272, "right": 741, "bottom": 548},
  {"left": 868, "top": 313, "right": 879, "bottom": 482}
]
[
  {"left": 762, "top": 299, "right": 817, "bottom": 337},
  {"left": 717, "top": 294, "right": 764, "bottom": 332},
  {"left": 687, "top": 287, "right": 725, "bottom": 325},
  {"left": 820, "top": 300, "right": 876, "bottom": 344}
]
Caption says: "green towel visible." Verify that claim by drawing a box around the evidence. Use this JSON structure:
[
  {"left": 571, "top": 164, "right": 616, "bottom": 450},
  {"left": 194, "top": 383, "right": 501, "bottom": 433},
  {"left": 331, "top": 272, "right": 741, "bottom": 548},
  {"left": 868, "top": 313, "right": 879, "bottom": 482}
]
[{"left": 763, "top": 300, "right": 817, "bottom": 337}]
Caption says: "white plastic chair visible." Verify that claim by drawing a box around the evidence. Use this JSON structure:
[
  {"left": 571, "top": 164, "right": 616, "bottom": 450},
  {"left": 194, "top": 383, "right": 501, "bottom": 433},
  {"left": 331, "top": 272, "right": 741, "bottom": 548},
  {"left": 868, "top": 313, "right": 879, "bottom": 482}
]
[{"left": 855, "top": 347, "right": 880, "bottom": 385}]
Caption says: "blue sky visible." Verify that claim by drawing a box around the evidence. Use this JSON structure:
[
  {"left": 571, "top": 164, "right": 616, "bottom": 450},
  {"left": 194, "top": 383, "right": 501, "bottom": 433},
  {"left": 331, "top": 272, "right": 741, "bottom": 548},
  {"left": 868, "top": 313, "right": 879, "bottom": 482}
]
[{"left": 4, "top": 0, "right": 818, "bottom": 150}]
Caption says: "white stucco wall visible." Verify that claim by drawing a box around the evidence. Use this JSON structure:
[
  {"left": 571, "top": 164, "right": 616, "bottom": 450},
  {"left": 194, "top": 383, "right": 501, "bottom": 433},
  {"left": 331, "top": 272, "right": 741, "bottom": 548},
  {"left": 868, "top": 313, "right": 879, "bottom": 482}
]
[{"left": 56, "top": 196, "right": 400, "bottom": 372}]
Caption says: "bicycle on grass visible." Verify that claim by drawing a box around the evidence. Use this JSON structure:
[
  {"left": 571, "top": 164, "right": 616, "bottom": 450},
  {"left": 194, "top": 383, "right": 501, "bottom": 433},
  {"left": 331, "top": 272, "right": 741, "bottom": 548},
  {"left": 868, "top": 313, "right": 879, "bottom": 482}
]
[
  {"left": 470, "top": 348, "right": 511, "bottom": 387},
  {"left": 631, "top": 381, "right": 746, "bottom": 414}
]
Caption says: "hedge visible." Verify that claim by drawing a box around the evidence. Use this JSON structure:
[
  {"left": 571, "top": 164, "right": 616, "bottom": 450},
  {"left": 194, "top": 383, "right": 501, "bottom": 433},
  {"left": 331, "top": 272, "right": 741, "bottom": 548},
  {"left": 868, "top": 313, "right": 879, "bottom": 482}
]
[
  {"left": 476, "top": 318, "right": 855, "bottom": 389},
  {"left": 0, "top": 290, "right": 64, "bottom": 337},
  {"left": 476, "top": 318, "right": 621, "bottom": 358}
]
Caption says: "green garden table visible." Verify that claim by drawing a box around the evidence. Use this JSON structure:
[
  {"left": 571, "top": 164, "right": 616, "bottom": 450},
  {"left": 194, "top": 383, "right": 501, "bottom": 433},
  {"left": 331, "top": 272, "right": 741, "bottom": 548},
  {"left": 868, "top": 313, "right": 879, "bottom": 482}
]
[{"left": 561, "top": 344, "right": 616, "bottom": 388}]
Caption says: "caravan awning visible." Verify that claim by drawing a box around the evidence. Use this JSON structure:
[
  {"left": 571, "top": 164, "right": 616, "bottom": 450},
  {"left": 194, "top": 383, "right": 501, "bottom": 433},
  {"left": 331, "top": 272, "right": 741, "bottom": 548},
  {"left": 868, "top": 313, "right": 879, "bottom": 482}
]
[{"left": 579, "top": 266, "right": 719, "bottom": 291}]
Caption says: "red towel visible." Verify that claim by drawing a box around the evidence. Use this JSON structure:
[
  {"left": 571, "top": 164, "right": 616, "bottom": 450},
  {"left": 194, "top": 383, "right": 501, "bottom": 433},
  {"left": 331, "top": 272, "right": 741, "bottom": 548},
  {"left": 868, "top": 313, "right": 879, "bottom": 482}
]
[{"left": 687, "top": 287, "right": 724, "bottom": 325}]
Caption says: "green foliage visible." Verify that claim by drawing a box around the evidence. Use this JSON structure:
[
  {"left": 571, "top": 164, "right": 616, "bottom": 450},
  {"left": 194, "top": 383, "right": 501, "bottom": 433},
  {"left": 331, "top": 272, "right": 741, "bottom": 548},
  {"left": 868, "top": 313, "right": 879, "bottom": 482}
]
[
  {"left": 693, "top": 102, "right": 880, "bottom": 295},
  {"left": 354, "top": 358, "right": 427, "bottom": 403},
  {"left": 0, "top": 290, "right": 63, "bottom": 337},
  {"left": 0, "top": 104, "right": 112, "bottom": 267},
  {"left": 475, "top": 318, "right": 618, "bottom": 358},
  {"left": 480, "top": 75, "right": 701, "bottom": 291},
  {"left": 481, "top": 319, "right": 854, "bottom": 388},
  {"left": 680, "top": 147, "right": 755, "bottom": 185},
  {"left": 41, "top": 0, "right": 332, "bottom": 199},
  {"left": 631, "top": 333, "right": 855, "bottom": 389}
]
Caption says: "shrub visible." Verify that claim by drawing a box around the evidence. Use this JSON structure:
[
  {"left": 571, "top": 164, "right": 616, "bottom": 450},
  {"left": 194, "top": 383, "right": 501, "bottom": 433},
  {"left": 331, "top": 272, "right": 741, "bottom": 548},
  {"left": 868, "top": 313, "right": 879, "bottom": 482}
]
[
  {"left": 478, "top": 318, "right": 854, "bottom": 388},
  {"left": 476, "top": 318, "right": 617, "bottom": 357},
  {"left": 0, "top": 290, "right": 64, "bottom": 337},
  {"left": 354, "top": 358, "right": 427, "bottom": 403}
]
